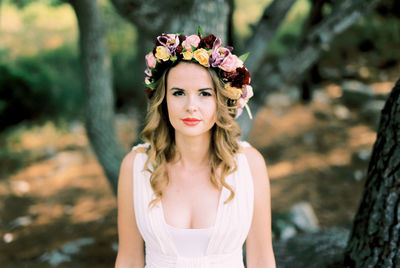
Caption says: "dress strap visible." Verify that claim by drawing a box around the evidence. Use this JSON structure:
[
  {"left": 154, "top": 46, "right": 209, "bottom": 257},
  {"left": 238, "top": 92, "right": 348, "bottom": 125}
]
[
  {"left": 237, "top": 140, "right": 252, "bottom": 152},
  {"left": 131, "top": 142, "right": 150, "bottom": 154}
]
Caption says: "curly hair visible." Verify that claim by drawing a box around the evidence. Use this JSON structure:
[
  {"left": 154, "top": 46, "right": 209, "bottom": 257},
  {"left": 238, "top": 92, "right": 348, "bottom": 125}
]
[{"left": 141, "top": 62, "right": 242, "bottom": 209}]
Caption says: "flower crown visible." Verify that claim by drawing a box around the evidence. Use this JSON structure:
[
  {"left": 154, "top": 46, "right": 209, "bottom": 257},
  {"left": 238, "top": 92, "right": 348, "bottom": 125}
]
[{"left": 144, "top": 27, "right": 253, "bottom": 119}]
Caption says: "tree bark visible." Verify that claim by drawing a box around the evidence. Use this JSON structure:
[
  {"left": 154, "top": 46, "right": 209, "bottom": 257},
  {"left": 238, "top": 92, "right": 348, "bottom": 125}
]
[
  {"left": 69, "top": 0, "right": 125, "bottom": 195},
  {"left": 343, "top": 78, "right": 400, "bottom": 267},
  {"left": 110, "top": 0, "right": 229, "bottom": 41}
]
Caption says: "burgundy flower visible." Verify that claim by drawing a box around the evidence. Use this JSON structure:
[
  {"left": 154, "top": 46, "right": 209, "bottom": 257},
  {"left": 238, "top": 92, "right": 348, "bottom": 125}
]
[
  {"left": 175, "top": 45, "right": 183, "bottom": 54},
  {"left": 199, "top": 34, "right": 216, "bottom": 49},
  {"left": 178, "top": 34, "right": 186, "bottom": 44},
  {"left": 220, "top": 70, "right": 238, "bottom": 82},
  {"left": 231, "top": 67, "right": 250, "bottom": 88}
]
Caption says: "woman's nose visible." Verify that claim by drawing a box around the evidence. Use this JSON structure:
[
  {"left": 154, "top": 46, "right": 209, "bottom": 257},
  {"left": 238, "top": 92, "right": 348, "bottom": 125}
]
[{"left": 185, "top": 95, "right": 198, "bottom": 113}]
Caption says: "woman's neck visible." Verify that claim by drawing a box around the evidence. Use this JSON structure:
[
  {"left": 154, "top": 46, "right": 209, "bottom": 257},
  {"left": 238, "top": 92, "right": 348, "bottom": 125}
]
[{"left": 173, "top": 132, "right": 212, "bottom": 170}]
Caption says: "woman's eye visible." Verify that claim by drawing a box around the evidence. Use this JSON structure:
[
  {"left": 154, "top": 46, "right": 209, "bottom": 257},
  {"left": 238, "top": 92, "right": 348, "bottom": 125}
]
[
  {"left": 200, "top": 91, "right": 212, "bottom": 97},
  {"left": 172, "top": 91, "right": 184, "bottom": 96}
]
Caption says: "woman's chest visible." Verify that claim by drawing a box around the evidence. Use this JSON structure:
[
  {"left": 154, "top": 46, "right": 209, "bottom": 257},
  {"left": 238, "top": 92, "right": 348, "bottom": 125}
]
[{"left": 161, "top": 173, "right": 222, "bottom": 229}]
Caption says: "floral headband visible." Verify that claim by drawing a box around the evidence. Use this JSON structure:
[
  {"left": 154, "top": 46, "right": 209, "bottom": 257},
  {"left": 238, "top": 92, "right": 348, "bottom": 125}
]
[{"left": 144, "top": 27, "right": 253, "bottom": 119}]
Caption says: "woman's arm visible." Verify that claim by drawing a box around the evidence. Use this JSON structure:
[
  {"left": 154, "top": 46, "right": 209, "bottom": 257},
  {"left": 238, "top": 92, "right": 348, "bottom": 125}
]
[
  {"left": 244, "top": 146, "right": 276, "bottom": 268},
  {"left": 115, "top": 151, "right": 145, "bottom": 268}
]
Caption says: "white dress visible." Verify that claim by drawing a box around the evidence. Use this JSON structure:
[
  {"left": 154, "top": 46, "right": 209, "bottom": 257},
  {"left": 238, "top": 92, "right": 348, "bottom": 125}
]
[{"left": 132, "top": 141, "right": 254, "bottom": 268}]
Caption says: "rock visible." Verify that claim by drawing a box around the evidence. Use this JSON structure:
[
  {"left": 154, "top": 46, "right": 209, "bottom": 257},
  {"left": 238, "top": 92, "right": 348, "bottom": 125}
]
[
  {"left": 360, "top": 100, "right": 385, "bottom": 128},
  {"left": 3, "top": 233, "right": 14, "bottom": 243},
  {"left": 111, "top": 242, "right": 119, "bottom": 252},
  {"left": 272, "top": 212, "right": 297, "bottom": 241},
  {"left": 40, "top": 250, "right": 71, "bottom": 267},
  {"left": 333, "top": 104, "right": 350, "bottom": 120},
  {"left": 313, "top": 89, "right": 330, "bottom": 104},
  {"left": 9, "top": 215, "right": 33, "bottom": 229},
  {"left": 302, "top": 132, "right": 316, "bottom": 145},
  {"left": 352, "top": 149, "right": 371, "bottom": 164},
  {"left": 286, "top": 86, "right": 301, "bottom": 102},
  {"left": 10, "top": 180, "right": 30, "bottom": 195},
  {"left": 340, "top": 80, "right": 375, "bottom": 108},
  {"left": 289, "top": 202, "right": 320, "bottom": 233},
  {"left": 354, "top": 170, "right": 364, "bottom": 181},
  {"left": 39, "top": 237, "right": 95, "bottom": 266},
  {"left": 273, "top": 227, "right": 350, "bottom": 268},
  {"left": 61, "top": 237, "right": 95, "bottom": 255},
  {"left": 276, "top": 219, "right": 297, "bottom": 241}
]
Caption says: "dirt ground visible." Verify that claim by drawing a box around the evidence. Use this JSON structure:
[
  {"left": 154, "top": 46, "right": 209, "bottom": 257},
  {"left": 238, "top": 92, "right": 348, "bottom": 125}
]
[{"left": 0, "top": 80, "right": 395, "bottom": 267}]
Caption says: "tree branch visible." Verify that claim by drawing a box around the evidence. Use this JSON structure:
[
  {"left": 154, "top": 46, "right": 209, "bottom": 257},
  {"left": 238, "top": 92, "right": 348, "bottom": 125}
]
[
  {"left": 245, "top": 0, "right": 297, "bottom": 74},
  {"left": 253, "top": 0, "right": 383, "bottom": 106}
]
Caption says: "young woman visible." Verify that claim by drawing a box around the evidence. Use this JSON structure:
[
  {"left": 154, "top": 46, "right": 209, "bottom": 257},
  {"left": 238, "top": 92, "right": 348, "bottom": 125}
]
[{"left": 115, "top": 30, "right": 276, "bottom": 268}]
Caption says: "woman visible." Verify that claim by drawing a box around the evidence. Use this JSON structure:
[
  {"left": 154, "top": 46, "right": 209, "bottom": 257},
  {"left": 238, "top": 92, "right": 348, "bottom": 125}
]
[{"left": 115, "top": 29, "right": 276, "bottom": 268}]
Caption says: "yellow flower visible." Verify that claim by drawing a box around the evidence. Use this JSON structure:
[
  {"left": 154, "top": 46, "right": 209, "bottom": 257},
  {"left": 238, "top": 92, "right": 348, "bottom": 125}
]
[
  {"left": 224, "top": 83, "right": 242, "bottom": 100},
  {"left": 155, "top": 46, "right": 170, "bottom": 61},
  {"left": 193, "top": 48, "right": 209, "bottom": 67},
  {"left": 182, "top": 51, "right": 193, "bottom": 60}
]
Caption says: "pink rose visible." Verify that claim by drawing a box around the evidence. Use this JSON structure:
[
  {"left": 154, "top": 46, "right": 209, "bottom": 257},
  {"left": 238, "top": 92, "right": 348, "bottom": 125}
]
[
  {"left": 237, "top": 98, "right": 246, "bottom": 108},
  {"left": 244, "top": 85, "right": 253, "bottom": 99},
  {"left": 145, "top": 52, "right": 156, "bottom": 68},
  {"left": 219, "top": 54, "right": 239, "bottom": 72},
  {"left": 182, "top": 35, "right": 201, "bottom": 51},
  {"left": 210, "top": 37, "right": 231, "bottom": 67}
]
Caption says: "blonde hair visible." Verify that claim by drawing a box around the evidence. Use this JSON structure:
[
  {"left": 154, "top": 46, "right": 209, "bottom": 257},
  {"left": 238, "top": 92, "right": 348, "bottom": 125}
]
[{"left": 141, "top": 62, "right": 242, "bottom": 209}]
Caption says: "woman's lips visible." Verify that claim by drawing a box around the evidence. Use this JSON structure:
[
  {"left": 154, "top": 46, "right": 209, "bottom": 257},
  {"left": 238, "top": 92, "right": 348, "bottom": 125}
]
[{"left": 182, "top": 118, "right": 200, "bottom": 126}]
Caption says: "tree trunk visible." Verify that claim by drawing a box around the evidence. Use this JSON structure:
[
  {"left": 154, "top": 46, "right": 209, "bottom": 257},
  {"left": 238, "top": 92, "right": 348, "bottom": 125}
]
[
  {"left": 298, "top": 0, "right": 330, "bottom": 103},
  {"left": 343, "top": 78, "right": 400, "bottom": 267},
  {"left": 69, "top": 0, "right": 125, "bottom": 196},
  {"left": 110, "top": 0, "right": 229, "bottom": 41}
]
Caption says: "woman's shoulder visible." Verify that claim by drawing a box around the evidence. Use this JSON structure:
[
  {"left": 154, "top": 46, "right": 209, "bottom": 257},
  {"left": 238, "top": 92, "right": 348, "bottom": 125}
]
[
  {"left": 238, "top": 140, "right": 266, "bottom": 171},
  {"left": 119, "top": 142, "right": 150, "bottom": 173}
]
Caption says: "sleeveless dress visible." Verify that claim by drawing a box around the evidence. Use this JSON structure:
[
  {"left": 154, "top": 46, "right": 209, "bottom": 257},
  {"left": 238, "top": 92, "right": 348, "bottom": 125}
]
[{"left": 132, "top": 140, "right": 254, "bottom": 268}]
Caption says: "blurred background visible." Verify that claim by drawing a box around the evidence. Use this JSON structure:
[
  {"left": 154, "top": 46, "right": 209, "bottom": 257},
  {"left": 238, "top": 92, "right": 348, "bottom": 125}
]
[{"left": 0, "top": 0, "right": 399, "bottom": 267}]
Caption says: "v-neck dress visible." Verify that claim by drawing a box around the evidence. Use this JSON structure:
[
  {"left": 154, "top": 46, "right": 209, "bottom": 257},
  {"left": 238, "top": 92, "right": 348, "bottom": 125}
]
[{"left": 132, "top": 141, "right": 254, "bottom": 268}]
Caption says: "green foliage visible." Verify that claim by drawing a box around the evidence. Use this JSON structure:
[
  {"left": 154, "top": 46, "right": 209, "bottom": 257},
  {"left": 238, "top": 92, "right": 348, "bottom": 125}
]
[
  {"left": 5, "top": 0, "right": 63, "bottom": 9},
  {"left": 0, "top": 45, "right": 84, "bottom": 132},
  {"left": 265, "top": 0, "right": 310, "bottom": 58},
  {"left": 320, "top": 13, "right": 400, "bottom": 76}
]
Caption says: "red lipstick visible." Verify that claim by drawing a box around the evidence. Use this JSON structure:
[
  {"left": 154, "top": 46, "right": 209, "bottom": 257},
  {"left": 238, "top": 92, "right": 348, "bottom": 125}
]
[{"left": 182, "top": 118, "right": 200, "bottom": 126}]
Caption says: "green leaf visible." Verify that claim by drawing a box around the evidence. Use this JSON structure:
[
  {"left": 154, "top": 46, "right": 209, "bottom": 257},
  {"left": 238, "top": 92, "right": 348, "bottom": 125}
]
[
  {"left": 178, "top": 30, "right": 184, "bottom": 35},
  {"left": 198, "top": 25, "right": 205, "bottom": 37},
  {"left": 238, "top": 52, "right": 250, "bottom": 63},
  {"left": 191, "top": 45, "right": 196, "bottom": 51}
]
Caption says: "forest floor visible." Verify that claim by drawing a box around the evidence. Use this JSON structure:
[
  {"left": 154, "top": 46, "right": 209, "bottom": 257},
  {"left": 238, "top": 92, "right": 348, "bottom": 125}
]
[{"left": 0, "top": 79, "right": 396, "bottom": 267}]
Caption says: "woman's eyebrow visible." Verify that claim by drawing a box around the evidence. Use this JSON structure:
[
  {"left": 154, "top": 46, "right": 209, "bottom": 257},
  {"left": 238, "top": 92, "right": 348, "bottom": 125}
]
[
  {"left": 198, "top": 88, "right": 213, "bottom": 91},
  {"left": 169, "top": 87, "right": 213, "bottom": 91},
  {"left": 169, "top": 87, "right": 184, "bottom": 91}
]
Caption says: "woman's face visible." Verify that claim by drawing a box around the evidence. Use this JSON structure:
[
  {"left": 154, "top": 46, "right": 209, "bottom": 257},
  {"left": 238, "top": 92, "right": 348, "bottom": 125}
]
[{"left": 166, "top": 62, "right": 217, "bottom": 139}]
